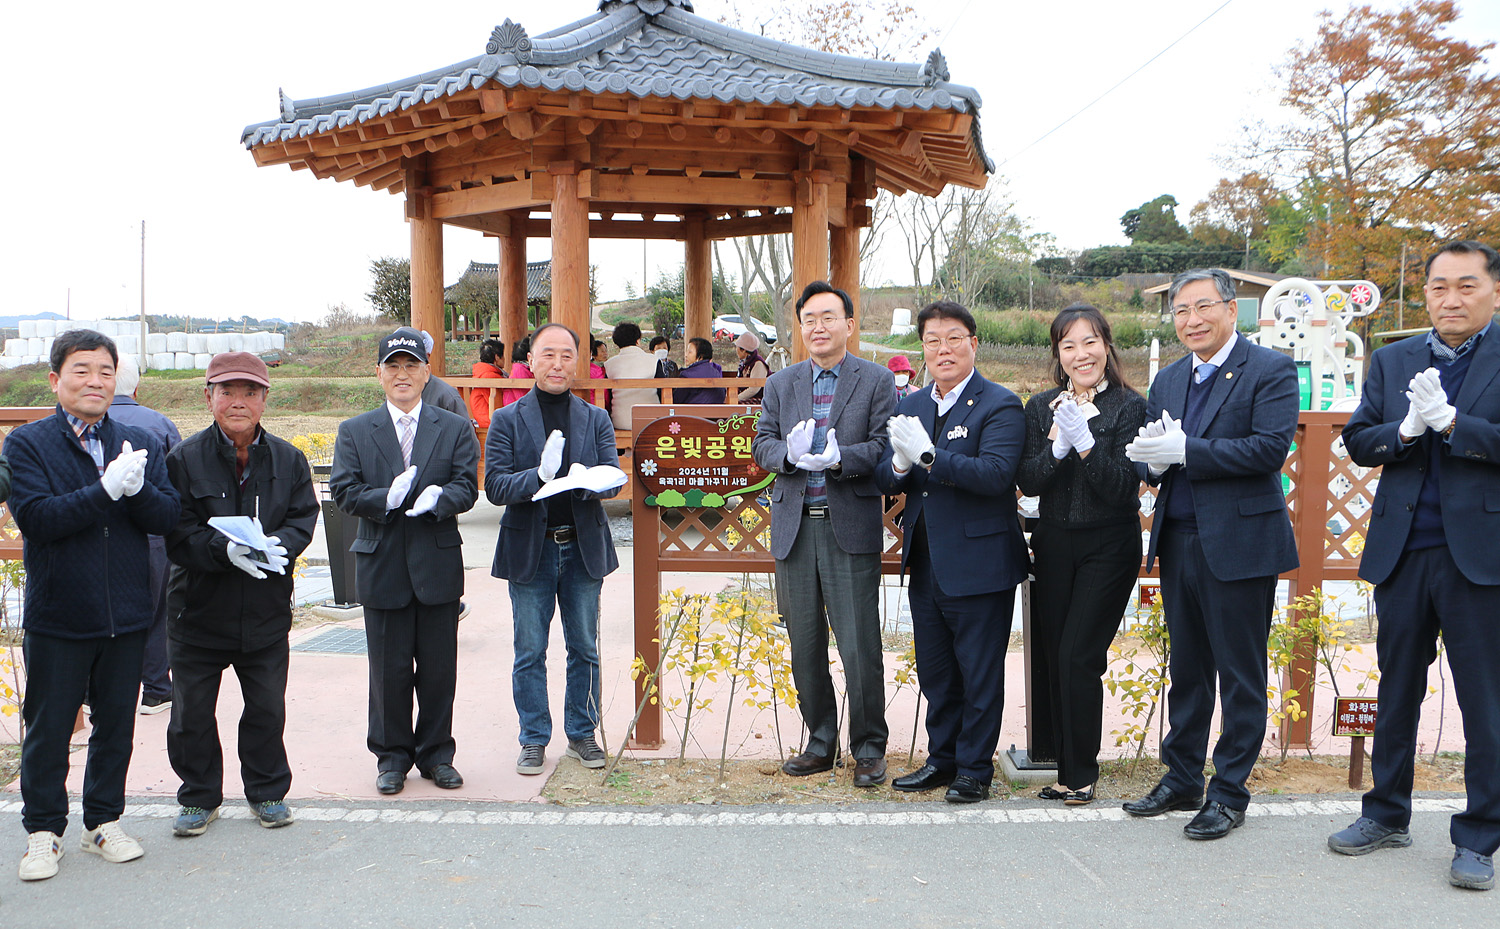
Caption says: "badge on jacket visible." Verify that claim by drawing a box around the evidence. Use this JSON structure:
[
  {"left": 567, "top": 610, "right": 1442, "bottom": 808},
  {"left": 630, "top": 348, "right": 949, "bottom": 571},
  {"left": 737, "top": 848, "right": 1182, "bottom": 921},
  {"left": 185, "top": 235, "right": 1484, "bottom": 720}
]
[{"left": 946, "top": 425, "right": 969, "bottom": 441}]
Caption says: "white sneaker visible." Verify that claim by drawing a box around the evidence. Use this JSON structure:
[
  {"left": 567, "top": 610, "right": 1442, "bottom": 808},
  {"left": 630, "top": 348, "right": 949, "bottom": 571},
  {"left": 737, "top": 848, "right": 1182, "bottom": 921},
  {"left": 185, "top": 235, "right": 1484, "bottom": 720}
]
[
  {"left": 19, "top": 831, "right": 63, "bottom": 881},
  {"left": 80, "top": 821, "right": 144, "bottom": 863}
]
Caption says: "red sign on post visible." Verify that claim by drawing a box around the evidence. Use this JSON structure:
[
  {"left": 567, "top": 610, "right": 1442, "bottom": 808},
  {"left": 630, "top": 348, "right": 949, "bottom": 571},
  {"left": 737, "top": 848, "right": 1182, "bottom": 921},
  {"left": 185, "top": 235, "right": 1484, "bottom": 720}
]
[
  {"left": 1333, "top": 697, "right": 1378, "bottom": 737},
  {"left": 633, "top": 411, "right": 774, "bottom": 507}
]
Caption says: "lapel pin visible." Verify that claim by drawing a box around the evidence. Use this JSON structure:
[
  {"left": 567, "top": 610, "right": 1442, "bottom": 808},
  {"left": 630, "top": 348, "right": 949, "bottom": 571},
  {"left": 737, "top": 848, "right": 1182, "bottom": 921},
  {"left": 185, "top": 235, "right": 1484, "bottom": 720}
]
[
  {"left": 1225, "top": 372, "right": 1234, "bottom": 379},
  {"left": 967, "top": 399, "right": 974, "bottom": 406}
]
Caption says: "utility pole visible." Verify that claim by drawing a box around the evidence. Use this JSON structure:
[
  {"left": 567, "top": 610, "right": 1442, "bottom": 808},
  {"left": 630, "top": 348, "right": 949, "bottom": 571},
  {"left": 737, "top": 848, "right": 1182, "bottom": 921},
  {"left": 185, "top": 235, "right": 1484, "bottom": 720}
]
[
  {"left": 139, "top": 220, "right": 148, "bottom": 372},
  {"left": 1397, "top": 242, "right": 1407, "bottom": 330}
]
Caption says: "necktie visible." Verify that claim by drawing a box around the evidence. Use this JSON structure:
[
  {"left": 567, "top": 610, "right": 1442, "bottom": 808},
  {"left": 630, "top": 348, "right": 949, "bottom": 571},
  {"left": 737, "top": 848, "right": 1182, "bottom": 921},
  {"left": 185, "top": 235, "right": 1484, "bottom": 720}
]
[
  {"left": 399, "top": 415, "right": 415, "bottom": 468},
  {"left": 1196, "top": 363, "right": 1219, "bottom": 385}
]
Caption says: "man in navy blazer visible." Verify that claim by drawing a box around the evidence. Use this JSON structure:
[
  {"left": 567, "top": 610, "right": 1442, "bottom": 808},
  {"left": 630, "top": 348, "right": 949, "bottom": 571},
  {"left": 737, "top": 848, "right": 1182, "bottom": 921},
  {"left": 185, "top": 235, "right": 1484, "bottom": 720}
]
[
  {"left": 486, "top": 323, "right": 620, "bottom": 777},
  {"left": 1123, "top": 268, "right": 1299, "bottom": 839},
  {"left": 330, "top": 328, "right": 479, "bottom": 795},
  {"left": 876, "top": 301, "right": 1028, "bottom": 803},
  {"left": 1329, "top": 241, "right": 1500, "bottom": 891}
]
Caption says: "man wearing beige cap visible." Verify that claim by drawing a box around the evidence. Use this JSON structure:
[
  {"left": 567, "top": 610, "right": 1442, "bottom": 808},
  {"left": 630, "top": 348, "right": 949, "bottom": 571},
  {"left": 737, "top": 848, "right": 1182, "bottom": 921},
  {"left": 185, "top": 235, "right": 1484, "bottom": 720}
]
[{"left": 163, "top": 351, "right": 319, "bottom": 836}]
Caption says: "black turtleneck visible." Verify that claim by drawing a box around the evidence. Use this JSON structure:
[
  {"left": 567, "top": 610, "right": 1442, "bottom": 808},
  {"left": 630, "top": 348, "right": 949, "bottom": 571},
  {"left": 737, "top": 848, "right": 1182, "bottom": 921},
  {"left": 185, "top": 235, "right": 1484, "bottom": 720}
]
[{"left": 535, "top": 387, "right": 573, "bottom": 527}]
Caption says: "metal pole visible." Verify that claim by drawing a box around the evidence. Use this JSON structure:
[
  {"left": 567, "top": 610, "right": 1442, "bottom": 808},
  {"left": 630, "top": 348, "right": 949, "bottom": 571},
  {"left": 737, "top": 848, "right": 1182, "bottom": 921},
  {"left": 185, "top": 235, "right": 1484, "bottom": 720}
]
[
  {"left": 139, "top": 220, "right": 148, "bottom": 372},
  {"left": 1398, "top": 242, "right": 1407, "bottom": 330}
]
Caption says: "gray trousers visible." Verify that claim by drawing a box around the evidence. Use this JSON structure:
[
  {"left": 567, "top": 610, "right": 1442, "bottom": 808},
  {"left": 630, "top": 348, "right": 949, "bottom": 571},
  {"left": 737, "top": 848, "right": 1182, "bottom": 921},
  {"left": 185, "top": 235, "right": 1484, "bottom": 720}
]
[{"left": 774, "top": 516, "right": 888, "bottom": 760}]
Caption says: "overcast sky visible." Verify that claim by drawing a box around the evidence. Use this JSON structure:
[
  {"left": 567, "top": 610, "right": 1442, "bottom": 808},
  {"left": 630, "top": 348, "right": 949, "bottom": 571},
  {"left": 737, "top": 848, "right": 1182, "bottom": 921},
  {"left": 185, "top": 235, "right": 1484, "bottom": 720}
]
[{"left": 4, "top": 0, "right": 1496, "bottom": 323}]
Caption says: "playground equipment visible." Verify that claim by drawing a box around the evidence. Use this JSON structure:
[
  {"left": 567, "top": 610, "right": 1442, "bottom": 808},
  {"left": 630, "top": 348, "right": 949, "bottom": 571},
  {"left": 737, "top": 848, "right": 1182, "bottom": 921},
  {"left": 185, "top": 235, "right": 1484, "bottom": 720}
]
[{"left": 1255, "top": 278, "right": 1380, "bottom": 411}]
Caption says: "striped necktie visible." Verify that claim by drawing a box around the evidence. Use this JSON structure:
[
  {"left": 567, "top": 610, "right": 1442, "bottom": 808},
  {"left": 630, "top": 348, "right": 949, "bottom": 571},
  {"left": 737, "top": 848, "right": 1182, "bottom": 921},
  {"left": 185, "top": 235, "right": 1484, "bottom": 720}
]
[{"left": 399, "top": 415, "right": 415, "bottom": 468}]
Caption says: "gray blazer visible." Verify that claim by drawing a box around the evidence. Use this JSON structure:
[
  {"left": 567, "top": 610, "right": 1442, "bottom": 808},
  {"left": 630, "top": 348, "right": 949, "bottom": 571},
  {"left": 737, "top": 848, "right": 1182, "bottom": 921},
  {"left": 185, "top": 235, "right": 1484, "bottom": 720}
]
[
  {"left": 330, "top": 404, "right": 479, "bottom": 609},
  {"left": 752, "top": 353, "right": 895, "bottom": 560},
  {"left": 485, "top": 390, "right": 621, "bottom": 584}
]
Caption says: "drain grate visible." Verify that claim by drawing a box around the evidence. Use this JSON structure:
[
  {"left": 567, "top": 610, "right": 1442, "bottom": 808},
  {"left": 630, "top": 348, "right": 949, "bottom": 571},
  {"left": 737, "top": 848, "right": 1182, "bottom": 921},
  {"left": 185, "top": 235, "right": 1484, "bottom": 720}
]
[{"left": 291, "top": 626, "right": 367, "bottom": 655}]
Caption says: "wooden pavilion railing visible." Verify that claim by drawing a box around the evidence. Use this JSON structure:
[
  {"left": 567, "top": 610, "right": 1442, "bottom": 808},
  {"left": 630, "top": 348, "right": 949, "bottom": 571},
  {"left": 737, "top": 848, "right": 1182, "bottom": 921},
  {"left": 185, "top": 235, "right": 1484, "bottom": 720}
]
[{"left": 0, "top": 407, "right": 60, "bottom": 558}]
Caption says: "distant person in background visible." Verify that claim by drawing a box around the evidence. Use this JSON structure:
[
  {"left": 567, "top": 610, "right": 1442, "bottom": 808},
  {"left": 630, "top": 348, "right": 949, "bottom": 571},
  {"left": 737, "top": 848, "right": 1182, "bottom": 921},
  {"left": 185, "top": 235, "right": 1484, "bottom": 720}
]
[
  {"left": 589, "top": 338, "right": 611, "bottom": 413},
  {"left": 418, "top": 330, "right": 466, "bottom": 417},
  {"left": 469, "top": 338, "right": 507, "bottom": 424},
  {"left": 109, "top": 354, "right": 182, "bottom": 716},
  {"left": 502, "top": 334, "right": 533, "bottom": 409},
  {"left": 735, "top": 332, "right": 769, "bottom": 404},
  {"left": 675, "top": 338, "right": 726, "bottom": 404},
  {"left": 650, "top": 336, "right": 680, "bottom": 379},
  {"left": 604, "top": 323, "right": 659, "bottom": 430},
  {"left": 887, "top": 354, "right": 917, "bottom": 400}
]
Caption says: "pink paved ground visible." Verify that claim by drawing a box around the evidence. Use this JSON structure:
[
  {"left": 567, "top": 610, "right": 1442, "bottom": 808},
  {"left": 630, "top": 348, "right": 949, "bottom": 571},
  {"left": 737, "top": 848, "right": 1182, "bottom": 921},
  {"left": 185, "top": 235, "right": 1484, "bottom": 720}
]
[{"left": 3, "top": 565, "right": 1465, "bottom": 804}]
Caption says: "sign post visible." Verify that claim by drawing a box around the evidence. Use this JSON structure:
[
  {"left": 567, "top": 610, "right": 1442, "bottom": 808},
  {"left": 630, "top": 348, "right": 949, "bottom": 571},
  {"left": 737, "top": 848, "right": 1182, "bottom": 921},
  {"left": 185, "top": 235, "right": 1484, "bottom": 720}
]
[{"left": 1332, "top": 696, "right": 1378, "bottom": 789}]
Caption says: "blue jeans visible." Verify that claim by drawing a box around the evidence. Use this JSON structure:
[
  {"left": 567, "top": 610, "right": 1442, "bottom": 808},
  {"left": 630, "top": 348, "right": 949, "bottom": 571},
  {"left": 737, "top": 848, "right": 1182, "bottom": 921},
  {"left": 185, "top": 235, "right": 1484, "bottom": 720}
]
[{"left": 508, "top": 536, "right": 603, "bottom": 745}]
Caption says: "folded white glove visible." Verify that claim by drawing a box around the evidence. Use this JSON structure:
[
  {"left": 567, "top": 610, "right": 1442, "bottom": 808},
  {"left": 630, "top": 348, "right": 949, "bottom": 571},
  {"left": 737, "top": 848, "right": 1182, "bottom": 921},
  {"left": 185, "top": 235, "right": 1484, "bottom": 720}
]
[
  {"left": 227, "top": 541, "right": 268, "bottom": 579},
  {"left": 386, "top": 464, "right": 418, "bottom": 510},
  {"left": 101, "top": 441, "right": 148, "bottom": 501},
  {"left": 538, "top": 429, "right": 565, "bottom": 482},
  {"left": 405, "top": 484, "right": 443, "bottom": 517},
  {"left": 1411, "top": 368, "right": 1456, "bottom": 433},
  {"left": 785, "top": 418, "right": 816, "bottom": 463},
  {"left": 1054, "top": 398, "right": 1095, "bottom": 455},
  {"left": 796, "top": 428, "right": 841, "bottom": 471},
  {"left": 887, "top": 416, "right": 914, "bottom": 472}
]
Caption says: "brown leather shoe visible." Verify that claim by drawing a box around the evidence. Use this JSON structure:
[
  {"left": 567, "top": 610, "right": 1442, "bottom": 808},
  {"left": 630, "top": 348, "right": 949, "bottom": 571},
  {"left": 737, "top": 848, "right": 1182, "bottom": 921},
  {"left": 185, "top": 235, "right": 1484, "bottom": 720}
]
[
  {"left": 853, "top": 757, "right": 887, "bottom": 787},
  {"left": 781, "top": 750, "right": 834, "bottom": 777}
]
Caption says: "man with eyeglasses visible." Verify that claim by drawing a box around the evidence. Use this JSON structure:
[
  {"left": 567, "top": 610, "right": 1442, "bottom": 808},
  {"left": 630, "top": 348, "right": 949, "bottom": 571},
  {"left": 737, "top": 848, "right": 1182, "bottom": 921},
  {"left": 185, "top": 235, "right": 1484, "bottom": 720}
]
[
  {"left": 1330, "top": 240, "right": 1500, "bottom": 891},
  {"left": 876, "top": 301, "right": 1028, "bottom": 803},
  {"left": 753, "top": 281, "right": 895, "bottom": 787},
  {"left": 1122, "top": 268, "right": 1298, "bottom": 839},
  {"left": 330, "top": 327, "right": 479, "bottom": 795}
]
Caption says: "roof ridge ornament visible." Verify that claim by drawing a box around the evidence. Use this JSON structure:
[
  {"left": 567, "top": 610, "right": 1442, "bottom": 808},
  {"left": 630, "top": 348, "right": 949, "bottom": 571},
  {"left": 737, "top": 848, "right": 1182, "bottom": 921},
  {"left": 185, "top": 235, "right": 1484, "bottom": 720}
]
[
  {"left": 279, "top": 88, "right": 296, "bottom": 122},
  {"left": 922, "top": 49, "right": 950, "bottom": 87},
  {"left": 487, "top": 18, "right": 533, "bottom": 64},
  {"left": 598, "top": 0, "right": 694, "bottom": 16}
]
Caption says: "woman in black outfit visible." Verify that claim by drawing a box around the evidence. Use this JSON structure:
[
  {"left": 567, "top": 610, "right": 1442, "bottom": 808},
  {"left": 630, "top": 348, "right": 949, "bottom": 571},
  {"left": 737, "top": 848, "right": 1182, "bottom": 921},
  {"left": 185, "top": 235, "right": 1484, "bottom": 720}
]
[{"left": 1017, "top": 304, "right": 1147, "bottom": 805}]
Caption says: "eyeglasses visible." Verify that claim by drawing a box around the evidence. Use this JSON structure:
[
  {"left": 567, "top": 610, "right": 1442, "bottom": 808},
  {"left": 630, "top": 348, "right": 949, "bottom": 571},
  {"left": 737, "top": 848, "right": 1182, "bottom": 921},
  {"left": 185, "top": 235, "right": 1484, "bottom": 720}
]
[
  {"left": 921, "top": 334, "right": 974, "bottom": 350},
  {"left": 1170, "top": 299, "right": 1231, "bottom": 319},
  {"left": 800, "top": 313, "right": 846, "bottom": 330}
]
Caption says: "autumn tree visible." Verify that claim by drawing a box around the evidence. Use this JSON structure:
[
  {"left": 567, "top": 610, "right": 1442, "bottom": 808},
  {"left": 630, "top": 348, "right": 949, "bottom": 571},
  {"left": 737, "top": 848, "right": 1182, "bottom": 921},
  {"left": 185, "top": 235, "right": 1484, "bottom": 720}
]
[
  {"left": 1120, "top": 194, "right": 1190, "bottom": 245},
  {"left": 366, "top": 256, "right": 411, "bottom": 324}
]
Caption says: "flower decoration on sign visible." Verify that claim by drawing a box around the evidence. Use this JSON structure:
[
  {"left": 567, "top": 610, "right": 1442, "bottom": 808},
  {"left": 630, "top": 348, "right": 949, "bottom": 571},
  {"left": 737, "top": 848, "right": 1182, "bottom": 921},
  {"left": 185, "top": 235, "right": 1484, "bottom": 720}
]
[
  {"left": 668, "top": 421, "right": 682, "bottom": 434},
  {"left": 640, "top": 459, "right": 658, "bottom": 476}
]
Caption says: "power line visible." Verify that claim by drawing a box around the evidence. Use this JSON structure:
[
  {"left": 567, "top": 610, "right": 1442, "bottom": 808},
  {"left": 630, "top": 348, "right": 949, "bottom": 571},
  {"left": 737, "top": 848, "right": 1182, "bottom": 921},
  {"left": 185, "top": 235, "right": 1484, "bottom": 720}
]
[
  {"left": 933, "top": 0, "right": 979, "bottom": 46},
  {"left": 997, "top": 0, "right": 1237, "bottom": 168}
]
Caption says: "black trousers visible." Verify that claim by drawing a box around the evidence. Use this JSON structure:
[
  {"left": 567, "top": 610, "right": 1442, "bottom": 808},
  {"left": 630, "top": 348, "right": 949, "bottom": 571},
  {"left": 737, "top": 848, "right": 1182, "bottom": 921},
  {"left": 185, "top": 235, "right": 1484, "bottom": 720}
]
[
  {"left": 20, "top": 629, "right": 146, "bottom": 835},
  {"left": 141, "top": 537, "right": 173, "bottom": 701},
  {"left": 1031, "top": 520, "right": 1142, "bottom": 789},
  {"left": 364, "top": 599, "right": 459, "bottom": 773},
  {"left": 166, "top": 638, "right": 292, "bottom": 809},
  {"left": 1158, "top": 528, "right": 1276, "bottom": 811},
  {"left": 907, "top": 544, "right": 1015, "bottom": 784},
  {"left": 1365, "top": 545, "right": 1500, "bottom": 856}
]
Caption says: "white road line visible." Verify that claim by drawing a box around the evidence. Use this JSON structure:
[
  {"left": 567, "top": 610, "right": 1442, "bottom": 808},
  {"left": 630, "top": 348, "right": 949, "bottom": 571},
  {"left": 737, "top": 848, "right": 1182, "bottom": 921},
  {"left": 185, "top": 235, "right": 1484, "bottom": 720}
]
[
  {"left": 0, "top": 797, "right": 1466, "bottom": 827},
  {"left": 1056, "top": 847, "right": 1108, "bottom": 889}
]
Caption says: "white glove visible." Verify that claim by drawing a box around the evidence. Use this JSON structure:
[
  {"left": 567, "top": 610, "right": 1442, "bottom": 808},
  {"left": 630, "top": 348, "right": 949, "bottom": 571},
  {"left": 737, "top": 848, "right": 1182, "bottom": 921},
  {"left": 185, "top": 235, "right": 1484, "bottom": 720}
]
[
  {"left": 405, "top": 485, "right": 443, "bottom": 517},
  {"left": 101, "top": 441, "right": 148, "bottom": 501},
  {"left": 1126, "top": 430, "right": 1187, "bottom": 471},
  {"left": 262, "top": 534, "right": 289, "bottom": 574},
  {"left": 901, "top": 416, "right": 935, "bottom": 466},
  {"left": 1410, "top": 368, "right": 1456, "bottom": 434},
  {"left": 785, "top": 419, "right": 816, "bottom": 464},
  {"left": 226, "top": 542, "right": 267, "bottom": 579},
  {"left": 386, "top": 464, "right": 418, "bottom": 510},
  {"left": 538, "top": 429, "right": 565, "bottom": 483},
  {"left": 887, "top": 416, "right": 914, "bottom": 472},
  {"left": 1054, "top": 398, "right": 1095, "bottom": 455},
  {"left": 796, "top": 428, "right": 841, "bottom": 471}
]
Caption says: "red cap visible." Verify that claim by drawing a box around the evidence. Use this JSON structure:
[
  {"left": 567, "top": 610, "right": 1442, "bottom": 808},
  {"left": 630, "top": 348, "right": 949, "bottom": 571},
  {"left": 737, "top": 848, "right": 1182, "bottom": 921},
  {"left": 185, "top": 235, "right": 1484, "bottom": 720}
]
[{"left": 886, "top": 354, "right": 914, "bottom": 373}]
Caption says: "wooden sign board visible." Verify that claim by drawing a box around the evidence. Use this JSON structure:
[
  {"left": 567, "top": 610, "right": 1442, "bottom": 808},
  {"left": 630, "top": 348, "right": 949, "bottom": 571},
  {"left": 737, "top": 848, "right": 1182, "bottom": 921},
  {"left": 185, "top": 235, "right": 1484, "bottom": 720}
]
[
  {"left": 633, "top": 411, "right": 774, "bottom": 506},
  {"left": 1139, "top": 583, "right": 1161, "bottom": 607},
  {"left": 1333, "top": 697, "right": 1378, "bottom": 737}
]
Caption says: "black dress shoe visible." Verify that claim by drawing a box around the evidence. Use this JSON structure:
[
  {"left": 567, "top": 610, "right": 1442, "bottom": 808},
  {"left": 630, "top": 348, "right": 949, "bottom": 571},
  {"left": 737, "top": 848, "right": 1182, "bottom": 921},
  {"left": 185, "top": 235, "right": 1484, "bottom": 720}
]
[
  {"left": 893, "top": 764, "right": 956, "bottom": 793},
  {"left": 376, "top": 771, "right": 406, "bottom": 795},
  {"left": 1122, "top": 783, "right": 1202, "bottom": 817},
  {"left": 781, "top": 750, "right": 834, "bottom": 777},
  {"left": 1183, "top": 800, "right": 1245, "bottom": 840},
  {"left": 852, "top": 757, "right": 887, "bottom": 787},
  {"left": 945, "top": 775, "right": 991, "bottom": 804},
  {"left": 420, "top": 763, "right": 464, "bottom": 789}
]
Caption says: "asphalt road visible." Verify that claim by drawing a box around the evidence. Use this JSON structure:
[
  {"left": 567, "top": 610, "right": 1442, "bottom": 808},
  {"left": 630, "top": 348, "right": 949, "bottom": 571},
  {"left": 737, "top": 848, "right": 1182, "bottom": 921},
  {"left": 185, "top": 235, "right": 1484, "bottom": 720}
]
[{"left": 1, "top": 797, "right": 1492, "bottom": 927}]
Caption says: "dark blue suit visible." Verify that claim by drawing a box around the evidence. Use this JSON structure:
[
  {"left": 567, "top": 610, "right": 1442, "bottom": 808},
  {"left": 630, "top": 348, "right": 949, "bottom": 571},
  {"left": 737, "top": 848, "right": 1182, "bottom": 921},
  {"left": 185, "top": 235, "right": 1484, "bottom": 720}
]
[
  {"left": 1343, "top": 329, "right": 1500, "bottom": 856},
  {"left": 876, "top": 372, "right": 1028, "bottom": 781},
  {"left": 1144, "top": 334, "right": 1299, "bottom": 810}
]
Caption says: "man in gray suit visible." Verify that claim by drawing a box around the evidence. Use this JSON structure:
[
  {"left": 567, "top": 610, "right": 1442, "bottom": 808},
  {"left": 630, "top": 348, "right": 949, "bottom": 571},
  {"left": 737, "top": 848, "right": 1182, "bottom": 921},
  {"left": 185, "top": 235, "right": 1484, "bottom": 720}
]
[
  {"left": 330, "top": 327, "right": 479, "bottom": 795},
  {"left": 485, "top": 323, "right": 620, "bottom": 776},
  {"left": 753, "top": 281, "right": 895, "bottom": 787}
]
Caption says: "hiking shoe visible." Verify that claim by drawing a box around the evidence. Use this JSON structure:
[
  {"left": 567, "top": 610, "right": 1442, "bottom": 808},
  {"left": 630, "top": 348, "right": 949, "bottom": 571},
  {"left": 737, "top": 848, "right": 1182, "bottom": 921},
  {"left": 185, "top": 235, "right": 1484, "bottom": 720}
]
[
  {"left": 172, "top": 806, "right": 219, "bottom": 837},
  {"left": 251, "top": 800, "right": 294, "bottom": 829},
  {"left": 1327, "top": 817, "right": 1412, "bottom": 856},
  {"left": 139, "top": 694, "right": 172, "bottom": 715},
  {"left": 19, "top": 831, "right": 63, "bottom": 881},
  {"left": 566, "top": 737, "right": 606, "bottom": 769},
  {"left": 80, "top": 821, "right": 144, "bottom": 863},
  {"left": 516, "top": 743, "right": 546, "bottom": 775},
  {"left": 1450, "top": 847, "right": 1495, "bottom": 891}
]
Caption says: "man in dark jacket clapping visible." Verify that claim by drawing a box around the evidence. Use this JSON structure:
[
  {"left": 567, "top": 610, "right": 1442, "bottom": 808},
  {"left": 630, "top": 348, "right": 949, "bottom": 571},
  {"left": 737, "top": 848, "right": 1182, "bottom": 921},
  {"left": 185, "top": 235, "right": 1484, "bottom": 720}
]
[{"left": 163, "top": 352, "right": 318, "bottom": 837}]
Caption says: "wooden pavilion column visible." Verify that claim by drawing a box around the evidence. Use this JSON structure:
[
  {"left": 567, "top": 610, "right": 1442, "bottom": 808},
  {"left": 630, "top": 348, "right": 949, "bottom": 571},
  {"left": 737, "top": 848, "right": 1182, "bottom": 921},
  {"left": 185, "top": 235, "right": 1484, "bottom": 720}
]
[
  {"left": 410, "top": 216, "right": 445, "bottom": 375},
  {"left": 498, "top": 210, "right": 528, "bottom": 362},
  {"left": 684, "top": 213, "right": 712, "bottom": 344},
  {"left": 790, "top": 176, "right": 830, "bottom": 364},
  {"left": 830, "top": 223, "right": 861, "bottom": 358},
  {"left": 549, "top": 163, "right": 591, "bottom": 342}
]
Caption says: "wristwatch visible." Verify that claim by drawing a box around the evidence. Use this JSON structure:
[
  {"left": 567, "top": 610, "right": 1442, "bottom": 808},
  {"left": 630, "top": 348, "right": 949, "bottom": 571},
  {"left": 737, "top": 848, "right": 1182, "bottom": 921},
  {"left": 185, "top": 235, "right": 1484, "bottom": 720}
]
[{"left": 917, "top": 449, "right": 935, "bottom": 469}]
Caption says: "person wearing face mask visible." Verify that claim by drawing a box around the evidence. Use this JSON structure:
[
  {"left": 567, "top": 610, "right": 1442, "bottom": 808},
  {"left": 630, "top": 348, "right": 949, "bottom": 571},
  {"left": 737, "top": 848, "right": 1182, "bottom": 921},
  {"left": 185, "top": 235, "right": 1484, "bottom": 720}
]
[
  {"left": 886, "top": 354, "right": 917, "bottom": 400},
  {"left": 1017, "top": 304, "right": 1148, "bottom": 807}
]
